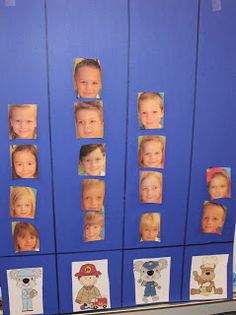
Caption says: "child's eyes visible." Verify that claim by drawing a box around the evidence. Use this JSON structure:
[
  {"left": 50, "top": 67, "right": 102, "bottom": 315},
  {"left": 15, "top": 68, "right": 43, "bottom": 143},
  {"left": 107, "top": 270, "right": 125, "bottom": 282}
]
[{"left": 92, "top": 81, "right": 98, "bottom": 85}]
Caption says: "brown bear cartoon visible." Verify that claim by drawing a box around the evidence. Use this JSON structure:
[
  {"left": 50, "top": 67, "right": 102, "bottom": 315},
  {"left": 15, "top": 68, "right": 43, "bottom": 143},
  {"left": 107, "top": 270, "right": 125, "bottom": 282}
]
[{"left": 191, "top": 256, "right": 223, "bottom": 295}]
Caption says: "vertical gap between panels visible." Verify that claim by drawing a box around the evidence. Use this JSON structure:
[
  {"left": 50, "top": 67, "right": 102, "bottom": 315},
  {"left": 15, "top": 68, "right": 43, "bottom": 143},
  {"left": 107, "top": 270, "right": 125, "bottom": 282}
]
[
  {"left": 181, "top": 0, "right": 201, "bottom": 300},
  {"left": 121, "top": 0, "right": 131, "bottom": 307},
  {"left": 43, "top": 0, "right": 60, "bottom": 312}
]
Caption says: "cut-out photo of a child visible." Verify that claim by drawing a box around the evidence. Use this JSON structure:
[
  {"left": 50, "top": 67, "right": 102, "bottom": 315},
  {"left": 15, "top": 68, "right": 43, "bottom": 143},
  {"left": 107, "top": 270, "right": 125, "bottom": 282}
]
[
  {"left": 207, "top": 167, "right": 231, "bottom": 200},
  {"left": 138, "top": 92, "right": 164, "bottom": 129},
  {"left": 8, "top": 104, "right": 37, "bottom": 140},
  {"left": 10, "top": 186, "right": 36, "bottom": 219},
  {"left": 74, "top": 58, "right": 102, "bottom": 99},
  {"left": 138, "top": 136, "right": 165, "bottom": 169},
  {"left": 79, "top": 144, "right": 105, "bottom": 176},
  {"left": 139, "top": 213, "right": 160, "bottom": 242},
  {"left": 81, "top": 179, "right": 105, "bottom": 211},
  {"left": 74, "top": 101, "right": 104, "bottom": 139},
  {"left": 11, "top": 145, "right": 38, "bottom": 179},
  {"left": 84, "top": 211, "right": 104, "bottom": 242},
  {"left": 201, "top": 201, "right": 226, "bottom": 235},
  {"left": 12, "top": 222, "right": 40, "bottom": 253},
  {"left": 140, "top": 171, "right": 162, "bottom": 204}
]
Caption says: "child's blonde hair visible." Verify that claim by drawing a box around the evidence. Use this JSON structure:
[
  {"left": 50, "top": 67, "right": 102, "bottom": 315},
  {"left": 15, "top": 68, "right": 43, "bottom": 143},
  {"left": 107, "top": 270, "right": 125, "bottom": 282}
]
[
  {"left": 82, "top": 179, "right": 105, "bottom": 192},
  {"left": 140, "top": 171, "right": 162, "bottom": 186},
  {"left": 138, "top": 136, "right": 165, "bottom": 168},
  {"left": 8, "top": 104, "right": 37, "bottom": 140},
  {"left": 74, "top": 101, "right": 104, "bottom": 122},
  {"left": 138, "top": 92, "right": 163, "bottom": 112},
  {"left": 10, "top": 186, "right": 36, "bottom": 218},
  {"left": 13, "top": 222, "right": 39, "bottom": 252},
  {"left": 84, "top": 211, "right": 104, "bottom": 228},
  {"left": 11, "top": 145, "right": 38, "bottom": 179},
  {"left": 139, "top": 213, "right": 160, "bottom": 235}
]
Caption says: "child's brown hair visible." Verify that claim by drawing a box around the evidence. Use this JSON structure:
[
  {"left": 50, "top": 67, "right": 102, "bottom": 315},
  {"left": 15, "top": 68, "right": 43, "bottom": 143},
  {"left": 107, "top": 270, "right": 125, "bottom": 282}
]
[{"left": 80, "top": 144, "right": 105, "bottom": 161}]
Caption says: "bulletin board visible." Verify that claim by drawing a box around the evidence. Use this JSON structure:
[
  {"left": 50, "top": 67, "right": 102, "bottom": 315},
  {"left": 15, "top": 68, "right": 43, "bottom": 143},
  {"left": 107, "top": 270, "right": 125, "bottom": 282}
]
[{"left": 0, "top": 0, "right": 235, "bottom": 314}]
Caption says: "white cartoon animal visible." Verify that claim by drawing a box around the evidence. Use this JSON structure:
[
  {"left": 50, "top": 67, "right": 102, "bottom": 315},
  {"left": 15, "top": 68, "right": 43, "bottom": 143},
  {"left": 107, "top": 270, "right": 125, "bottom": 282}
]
[
  {"left": 9, "top": 268, "right": 41, "bottom": 312},
  {"left": 134, "top": 259, "right": 168, "bottom": 303}
]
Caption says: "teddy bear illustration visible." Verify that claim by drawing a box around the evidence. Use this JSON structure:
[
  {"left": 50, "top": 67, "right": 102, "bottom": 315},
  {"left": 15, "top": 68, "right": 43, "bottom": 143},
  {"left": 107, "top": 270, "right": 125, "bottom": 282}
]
[
  {"left": 134, "top": 259, "right": 168, "bottom": 303},
  {"left": 191, "top": 256, "right": 223, "bottom": 295},
  {"left": 9, "top": 268, "right": 41, "bottom": 312}
]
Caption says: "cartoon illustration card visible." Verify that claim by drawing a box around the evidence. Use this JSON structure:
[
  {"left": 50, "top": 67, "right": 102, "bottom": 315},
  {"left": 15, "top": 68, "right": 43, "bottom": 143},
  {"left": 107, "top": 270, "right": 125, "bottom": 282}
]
[
  {"left": 0, "top": 282, "right": 2, "bottom": 314},
  {"left": 190, "top": 254, "right": 228, "bottom": 300},
  {"left": 7, "top": 267, "right": 43, "bottom": 314},
  {"left": 133, "top": 257, "right": 171, "bottom": 304},
  {"left": 72, "top": 259, "right": 110, "bottom": 312},
  {"left": 233, "top": 224, "right": 236, "bottom": 296}
]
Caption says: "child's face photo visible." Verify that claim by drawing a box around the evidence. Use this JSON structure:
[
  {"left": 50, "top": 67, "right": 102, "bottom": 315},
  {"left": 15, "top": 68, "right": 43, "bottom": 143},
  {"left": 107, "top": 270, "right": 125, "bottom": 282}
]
[
  {"left": 82, "top": 186, "right": 104, "bottom": 210},
  {"left": 80, "top": 148, "right": 105, "bottom": 176},
  {"left": 12, "top": 195, "right": 33, "bottom": 218},
  {"left": 141, "top": 140, "right": 163, "bottom": 168},
  {"left": 139, "top": 98, "right": 163, "bottom": 129},
  {"left": 208, "top": 175, "right": 229, "bottom": 199},
  {"left": 76, "top": 109, "right": 103, "bottom": 138},
  {"left": 16, "top": 230, "right": 37, "bottom": 251},
  {"left": 140, "top": 224, "right": 159, "bottom": 241},
  {"left": 13, "top": 150, "right": 37, "bottom": 178},
  {"left": 84, "top": 223, "right": 103, "bottom": 241},
  {"left": 201, "top": 204, "right": 225, "bottom": 234},
  {"left": 10, "top": 106, "right": 37, "bottom": 139},
  {"left": 140, "top": 174, "right": 162, "bottom": 203},
  {"left": 75, "top": 66, "right": 102, "bottom": 98}
]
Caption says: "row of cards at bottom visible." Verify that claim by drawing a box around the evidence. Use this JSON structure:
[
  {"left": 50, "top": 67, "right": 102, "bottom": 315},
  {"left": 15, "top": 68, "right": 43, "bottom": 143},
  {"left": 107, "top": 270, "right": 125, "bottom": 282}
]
[{"left": 0, "top": 245, "right": 233, "bottom": 315}]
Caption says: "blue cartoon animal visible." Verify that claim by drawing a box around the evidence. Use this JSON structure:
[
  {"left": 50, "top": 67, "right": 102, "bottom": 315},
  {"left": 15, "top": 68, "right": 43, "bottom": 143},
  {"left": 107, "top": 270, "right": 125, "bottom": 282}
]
[
  {"left": 134, "top": 259, "right": 168, "bottom": 303},
  {"left": 9, "top": 268, "right": 41, "bottom": 312}
]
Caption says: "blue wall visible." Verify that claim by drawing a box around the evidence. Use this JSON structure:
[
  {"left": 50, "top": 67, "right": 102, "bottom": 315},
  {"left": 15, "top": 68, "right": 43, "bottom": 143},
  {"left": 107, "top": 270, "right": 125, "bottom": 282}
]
[{"left": 0, "top": 0, "right": 235, "bottom": 314}]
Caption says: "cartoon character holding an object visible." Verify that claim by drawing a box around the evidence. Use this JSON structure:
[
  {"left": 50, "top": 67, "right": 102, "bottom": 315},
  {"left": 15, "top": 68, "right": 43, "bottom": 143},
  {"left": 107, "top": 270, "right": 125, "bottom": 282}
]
[
  {"left": 9, "top": 268, "right": 41, "bottom": 312},
  {"left": 74, "top": 263, "right": 106, "bottom": 310},
  {"left": 191, "top": 256, "right": 223, "bottom": 296}
]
